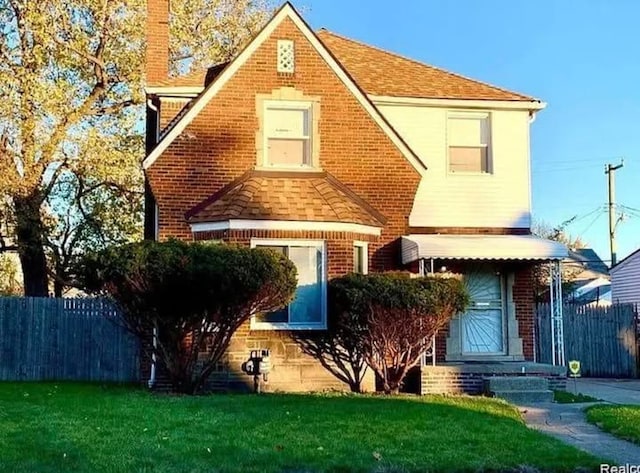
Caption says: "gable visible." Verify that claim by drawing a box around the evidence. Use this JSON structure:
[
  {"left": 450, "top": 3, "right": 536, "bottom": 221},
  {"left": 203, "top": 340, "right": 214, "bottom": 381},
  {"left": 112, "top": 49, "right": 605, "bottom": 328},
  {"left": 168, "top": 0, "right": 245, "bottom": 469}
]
[{"left": 142, "top": 3, "right": 425, "bottom": 173}]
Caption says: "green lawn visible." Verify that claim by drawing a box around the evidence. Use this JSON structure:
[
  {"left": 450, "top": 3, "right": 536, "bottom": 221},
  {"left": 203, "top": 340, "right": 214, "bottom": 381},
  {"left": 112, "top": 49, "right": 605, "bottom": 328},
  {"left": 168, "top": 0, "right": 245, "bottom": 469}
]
[
  {"left": 586, "top": 404, "right": 640, "bottom": 445},
  {"left": 553, "top": 390, "right": 600, "bottom": 404},
  {"left": 0, "top": 383, "right": 600, "bottom": 473}
]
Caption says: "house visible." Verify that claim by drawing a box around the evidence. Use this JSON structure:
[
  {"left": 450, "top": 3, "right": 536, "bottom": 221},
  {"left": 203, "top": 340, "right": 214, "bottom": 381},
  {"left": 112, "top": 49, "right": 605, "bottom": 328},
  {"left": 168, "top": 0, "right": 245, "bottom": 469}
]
[
  {"left": 565, "top": 248, "right": 611, "bottom": 306},
  {"left": 143, "top": 1, "right": 568, "bottom": 394},
  {"left": 611, "top": 248, "right": 640, "bottom": 305}
]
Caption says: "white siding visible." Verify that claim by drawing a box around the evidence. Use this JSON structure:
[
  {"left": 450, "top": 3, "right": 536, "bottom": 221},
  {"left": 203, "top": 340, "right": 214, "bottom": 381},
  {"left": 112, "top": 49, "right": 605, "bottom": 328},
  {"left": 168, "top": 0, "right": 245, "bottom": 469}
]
[
  {"left": 611, "top": 250, "right": 640, "bottom": 304},
  {"left": 376, "top": 104, "right": 532, "bottom": 228}
]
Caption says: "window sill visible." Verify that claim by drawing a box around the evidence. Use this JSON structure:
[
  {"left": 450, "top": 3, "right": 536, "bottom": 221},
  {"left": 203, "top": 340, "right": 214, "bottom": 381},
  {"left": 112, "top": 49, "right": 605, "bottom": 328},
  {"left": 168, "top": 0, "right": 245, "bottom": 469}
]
[{"left": 250, "top": 321, "right": 327, "bottom": 331}]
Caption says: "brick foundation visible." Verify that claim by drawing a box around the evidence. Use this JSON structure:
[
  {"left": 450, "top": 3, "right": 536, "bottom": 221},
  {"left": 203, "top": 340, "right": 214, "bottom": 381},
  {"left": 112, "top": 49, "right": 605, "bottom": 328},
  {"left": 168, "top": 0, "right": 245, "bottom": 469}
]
[{"left": 420, "top": 363, "right": 567, "bottom": 395}]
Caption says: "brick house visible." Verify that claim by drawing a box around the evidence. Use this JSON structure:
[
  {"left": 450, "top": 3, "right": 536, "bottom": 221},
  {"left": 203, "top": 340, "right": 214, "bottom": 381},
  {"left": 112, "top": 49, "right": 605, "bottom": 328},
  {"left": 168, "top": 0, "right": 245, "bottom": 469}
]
[{"left": 143, "top": 1, "right": 568, "bottom": 394}]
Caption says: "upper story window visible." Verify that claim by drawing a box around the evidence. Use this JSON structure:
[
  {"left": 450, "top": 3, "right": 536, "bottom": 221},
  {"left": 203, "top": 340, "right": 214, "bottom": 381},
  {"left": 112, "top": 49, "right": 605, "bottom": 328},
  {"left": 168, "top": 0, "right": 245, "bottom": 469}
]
[
  {"left": 448, "top": 113, "right": 491, "bottom": 174},
  {"left": 264, "top": 101, "right": 312, "bottom": 168}
]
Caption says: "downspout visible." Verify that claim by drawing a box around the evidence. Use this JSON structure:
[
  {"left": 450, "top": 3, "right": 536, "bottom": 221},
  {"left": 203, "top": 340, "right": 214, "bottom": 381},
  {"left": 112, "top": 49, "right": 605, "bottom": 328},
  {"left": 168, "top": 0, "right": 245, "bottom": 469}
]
[
  {"left": 148, "top": 326, "right": 158, "bottom": 389},
  {"left": 146, "top": 97, "right": 160, "bottom": 390}
]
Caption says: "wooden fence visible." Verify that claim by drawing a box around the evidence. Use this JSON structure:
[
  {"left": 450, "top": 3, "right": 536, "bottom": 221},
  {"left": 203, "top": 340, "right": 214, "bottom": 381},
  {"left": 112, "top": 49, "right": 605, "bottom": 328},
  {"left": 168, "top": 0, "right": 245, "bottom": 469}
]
[
  {"left": 0, "top": 297, "right": 140, "bottom": 382},
  {"left": 536, "top": 303, "right": 639, "bottom": 378}
]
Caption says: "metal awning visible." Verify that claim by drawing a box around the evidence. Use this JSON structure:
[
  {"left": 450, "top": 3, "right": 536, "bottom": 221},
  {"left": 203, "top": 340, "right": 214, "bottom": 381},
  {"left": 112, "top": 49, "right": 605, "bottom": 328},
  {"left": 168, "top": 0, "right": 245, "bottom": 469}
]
[{"left": 401, "top": 234, "right": 568, "bottom": 264}]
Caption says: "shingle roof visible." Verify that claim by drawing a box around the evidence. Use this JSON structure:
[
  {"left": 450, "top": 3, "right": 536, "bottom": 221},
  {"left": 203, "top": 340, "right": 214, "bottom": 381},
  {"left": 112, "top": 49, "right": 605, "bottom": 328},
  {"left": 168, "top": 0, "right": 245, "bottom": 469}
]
[
  {"left": 150, "top": 30, "right": 538, "bottom": 102},
  {"left": 154, "top": 62, "right": 229, "bottom": 88},
  {"left": 186, "top": 170, "right": 386, "bottom": 227},
  {"left": 316, "top": 29, "right": 537, "bottom": 102}
]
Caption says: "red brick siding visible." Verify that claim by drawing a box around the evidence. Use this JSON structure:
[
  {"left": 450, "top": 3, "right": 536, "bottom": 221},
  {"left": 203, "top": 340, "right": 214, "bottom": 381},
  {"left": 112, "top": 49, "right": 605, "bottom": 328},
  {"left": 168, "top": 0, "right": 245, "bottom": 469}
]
[
  {"left": 146, "top": 17, "right": 421, "bottom": 273},
  {"left": 513, "top": 265, "right": 535, "bottom": 360},
  {"left": 159, "top": 99, "right": 191, "bottom": 130},
  {"left": 146, "top": 0, "right": 169, "bottom": 85}
]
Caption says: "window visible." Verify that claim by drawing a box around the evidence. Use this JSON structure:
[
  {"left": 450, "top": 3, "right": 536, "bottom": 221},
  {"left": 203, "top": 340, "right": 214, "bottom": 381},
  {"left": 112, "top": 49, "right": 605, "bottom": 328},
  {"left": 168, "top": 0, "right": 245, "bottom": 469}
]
[
  {"left": 448, "top": 113, "right": 491, "bottom": 173},
  {"left": 264, "top": 102, "right": 312, "bottom": 167},
  {"left": 353, "top": 241, "right": 368, "bottom": 274},
  {"left": 252, "top": 240, "right": 326, "bottom": 329}
]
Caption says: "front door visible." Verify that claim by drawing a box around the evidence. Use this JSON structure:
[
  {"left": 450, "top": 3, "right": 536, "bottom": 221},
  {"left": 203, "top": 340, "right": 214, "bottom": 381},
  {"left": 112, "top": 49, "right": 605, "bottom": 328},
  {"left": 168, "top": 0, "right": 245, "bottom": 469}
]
[{"left": 461, "top": 267, "right": 505, "bottom": 354}]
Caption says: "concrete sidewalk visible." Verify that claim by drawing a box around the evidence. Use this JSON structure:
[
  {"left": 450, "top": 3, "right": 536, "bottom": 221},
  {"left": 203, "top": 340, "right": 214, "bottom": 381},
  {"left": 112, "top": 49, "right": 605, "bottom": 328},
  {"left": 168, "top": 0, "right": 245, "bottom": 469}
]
[
  {"left": 521, "top": 401, "right": 640, "bottom": 464},
  {"left": 572, "top": 378, "right": 640, "bottom": 404}
]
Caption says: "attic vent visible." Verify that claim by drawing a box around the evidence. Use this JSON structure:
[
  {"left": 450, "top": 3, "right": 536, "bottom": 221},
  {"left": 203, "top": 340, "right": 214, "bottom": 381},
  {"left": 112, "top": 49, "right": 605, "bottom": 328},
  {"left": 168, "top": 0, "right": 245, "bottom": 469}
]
[{"left": 277, "top": 40, "right": 294, "bottom": 73}]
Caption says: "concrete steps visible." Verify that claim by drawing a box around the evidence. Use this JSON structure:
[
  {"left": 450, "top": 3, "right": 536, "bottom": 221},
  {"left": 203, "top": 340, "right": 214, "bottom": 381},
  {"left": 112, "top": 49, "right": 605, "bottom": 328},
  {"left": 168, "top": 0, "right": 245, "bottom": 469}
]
[{"left": 484, "top": 376, "right": 553, "bottom": 404}]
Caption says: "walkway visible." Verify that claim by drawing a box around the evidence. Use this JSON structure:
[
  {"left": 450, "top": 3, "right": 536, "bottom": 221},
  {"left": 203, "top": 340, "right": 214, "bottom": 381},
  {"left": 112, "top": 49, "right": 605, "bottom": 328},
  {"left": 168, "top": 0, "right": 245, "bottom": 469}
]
[
  {"left": 521, "top": 377, "right": 640, "bottom": 465},
  {"left": 573, "top": 378, "right": 640, "bottom": 404},
  {"left": 521, "top": 401, "right": 640, "bottom": 464}
]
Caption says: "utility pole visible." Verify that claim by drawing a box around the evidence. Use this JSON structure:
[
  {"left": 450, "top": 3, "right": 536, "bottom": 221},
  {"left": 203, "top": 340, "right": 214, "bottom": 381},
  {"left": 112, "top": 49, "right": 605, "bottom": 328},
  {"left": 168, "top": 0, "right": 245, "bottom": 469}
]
[{"left": 605, "top": 160, "right": 624, "bottom": 266}]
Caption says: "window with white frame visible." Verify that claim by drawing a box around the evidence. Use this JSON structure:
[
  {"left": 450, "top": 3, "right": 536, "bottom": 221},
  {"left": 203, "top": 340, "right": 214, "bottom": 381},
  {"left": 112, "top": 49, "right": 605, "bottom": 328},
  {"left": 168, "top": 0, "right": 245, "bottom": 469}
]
[
  {"left": 264, "top": 102, "right": 312, "bottom": 168},
  {"left": 252, "top": 240, "right": 326, "bottom": 329},
  {"left": 353, "top": 241, "right": 368, "bottom": 274},
  {"left": 448, "top": 113, "right": 491, "bottom": 173}
]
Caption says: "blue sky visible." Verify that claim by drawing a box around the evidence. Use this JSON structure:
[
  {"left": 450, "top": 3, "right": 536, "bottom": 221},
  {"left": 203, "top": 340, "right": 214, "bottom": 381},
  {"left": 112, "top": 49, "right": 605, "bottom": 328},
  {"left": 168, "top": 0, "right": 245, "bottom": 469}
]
[{"left": 304, "top": 0, "right": 640, "bottom": 265}]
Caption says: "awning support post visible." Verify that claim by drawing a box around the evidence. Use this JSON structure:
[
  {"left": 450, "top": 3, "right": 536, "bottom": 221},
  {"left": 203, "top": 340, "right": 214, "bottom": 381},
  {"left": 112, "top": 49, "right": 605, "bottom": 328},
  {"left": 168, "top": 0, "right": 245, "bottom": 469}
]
[{"left": 549, "top": 260, "right": 565, "bottom": 366}]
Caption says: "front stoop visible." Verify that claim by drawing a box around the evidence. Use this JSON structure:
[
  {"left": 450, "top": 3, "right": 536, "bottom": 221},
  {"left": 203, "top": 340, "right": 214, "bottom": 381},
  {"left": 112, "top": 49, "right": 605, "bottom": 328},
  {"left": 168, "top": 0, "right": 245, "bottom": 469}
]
[{"left": 484, "top": 376, "right": 554, "bottom": 403}]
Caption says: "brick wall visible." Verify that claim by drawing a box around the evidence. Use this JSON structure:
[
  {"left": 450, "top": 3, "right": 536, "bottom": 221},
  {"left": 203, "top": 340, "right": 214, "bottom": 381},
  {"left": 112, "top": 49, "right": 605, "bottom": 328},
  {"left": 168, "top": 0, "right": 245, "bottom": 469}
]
[
  {"left": 146, "top": 17, "right": 422, "bottom": 273},
  {"left": 144, "top": 229, "right": 377, "bottom": 392},
  {"left": 420, "top": 367, "right": 566, "bottom": 395},
  {"left": 513, "top": 265, "right": 535, "bottom": 360}
]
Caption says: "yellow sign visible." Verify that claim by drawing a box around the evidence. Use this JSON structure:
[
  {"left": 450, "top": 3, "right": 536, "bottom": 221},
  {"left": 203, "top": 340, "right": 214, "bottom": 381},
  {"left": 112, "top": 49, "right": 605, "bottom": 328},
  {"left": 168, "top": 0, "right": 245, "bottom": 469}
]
[{"left": 569, "top": 360, "right": 581, "bottom": 377}]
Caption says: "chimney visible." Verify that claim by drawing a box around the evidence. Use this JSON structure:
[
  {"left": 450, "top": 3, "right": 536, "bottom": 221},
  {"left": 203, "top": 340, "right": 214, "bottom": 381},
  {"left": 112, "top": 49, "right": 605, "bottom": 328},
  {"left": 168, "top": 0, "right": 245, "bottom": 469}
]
[{"left": 146, "top": 0, "right": 169, "bottom": 85}]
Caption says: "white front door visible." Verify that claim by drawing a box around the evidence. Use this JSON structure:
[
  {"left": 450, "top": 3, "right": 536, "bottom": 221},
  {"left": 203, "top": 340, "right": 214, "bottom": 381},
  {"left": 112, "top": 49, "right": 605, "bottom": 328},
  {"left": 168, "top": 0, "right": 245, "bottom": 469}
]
[{"left": 461, "top": 267, "right": 505, "bottom": 354}]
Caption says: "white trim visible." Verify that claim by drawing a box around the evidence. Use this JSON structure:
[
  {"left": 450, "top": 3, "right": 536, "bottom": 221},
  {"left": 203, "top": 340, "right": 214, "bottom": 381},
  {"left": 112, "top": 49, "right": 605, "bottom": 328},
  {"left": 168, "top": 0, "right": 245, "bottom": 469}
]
[
  {"left": 370, "top": 95, "right": 547, "bottom": 111},
  {"left": 190, "top": 219, "right": 381, "bottom": 236},
  {"left": 145, "top": 86, "right": 203, "bottom": 97},
  {"left": 142, "top": 4, "right": 426, "bottom": 173},
  {"left": 250, "top": 238, "right": 327, "bottom": 331},
  {"left": 353, "top": 240, "right": 369, "bottom": 274}
]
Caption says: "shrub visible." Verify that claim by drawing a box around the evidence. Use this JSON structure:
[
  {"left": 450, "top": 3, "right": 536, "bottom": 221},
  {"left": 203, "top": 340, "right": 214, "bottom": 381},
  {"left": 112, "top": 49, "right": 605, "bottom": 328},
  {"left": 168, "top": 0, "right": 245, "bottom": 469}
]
[
  {"left": 323, "top": 272, "right": 469, "bottom": 394},
  {"left": 292, "top": 273, "right": 371, "bottom": 392},
  {"left": 76, "top": 239, "right": 297, "bottom": 394}
]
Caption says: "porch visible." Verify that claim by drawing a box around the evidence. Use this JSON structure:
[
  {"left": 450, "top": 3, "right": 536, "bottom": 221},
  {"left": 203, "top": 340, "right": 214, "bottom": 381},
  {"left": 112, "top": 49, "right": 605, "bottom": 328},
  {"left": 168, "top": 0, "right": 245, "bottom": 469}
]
[{"left": 401, "top": 233, "right": 570, "bottom": 396}]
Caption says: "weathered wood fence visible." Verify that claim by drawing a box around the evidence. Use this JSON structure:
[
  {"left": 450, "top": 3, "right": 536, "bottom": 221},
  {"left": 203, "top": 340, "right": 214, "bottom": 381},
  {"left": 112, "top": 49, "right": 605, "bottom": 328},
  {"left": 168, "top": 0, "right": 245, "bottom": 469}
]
[
  {"left": 536, "top": 303, "right": 639, "bottom": 377},
  {"left": 0, "top": 297, "right": 140, "bottom": 382}
]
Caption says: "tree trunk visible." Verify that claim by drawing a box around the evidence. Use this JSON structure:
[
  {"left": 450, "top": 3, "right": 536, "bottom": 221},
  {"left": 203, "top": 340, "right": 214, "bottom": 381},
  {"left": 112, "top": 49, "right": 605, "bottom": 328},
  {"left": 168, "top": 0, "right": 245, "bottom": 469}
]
[{"left": 14, "top": 194, "right": 49, "bottom": 297}]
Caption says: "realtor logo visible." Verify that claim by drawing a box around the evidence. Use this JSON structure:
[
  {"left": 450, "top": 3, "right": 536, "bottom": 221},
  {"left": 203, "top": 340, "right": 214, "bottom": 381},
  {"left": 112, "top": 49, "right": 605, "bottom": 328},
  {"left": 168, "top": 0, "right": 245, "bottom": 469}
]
[{"left": 569, "top": 360, "right": 581, "bottom": 377}]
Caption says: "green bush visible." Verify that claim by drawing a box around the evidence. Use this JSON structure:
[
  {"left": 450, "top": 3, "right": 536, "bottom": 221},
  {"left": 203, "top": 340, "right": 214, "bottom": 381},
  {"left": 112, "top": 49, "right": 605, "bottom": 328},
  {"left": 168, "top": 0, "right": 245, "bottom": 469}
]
[
  {"left": 76, "top": 239, "right": 297, "bottom": 393},
  {"left": 323, "top": 272, "right": 469, "bottom": 394}
]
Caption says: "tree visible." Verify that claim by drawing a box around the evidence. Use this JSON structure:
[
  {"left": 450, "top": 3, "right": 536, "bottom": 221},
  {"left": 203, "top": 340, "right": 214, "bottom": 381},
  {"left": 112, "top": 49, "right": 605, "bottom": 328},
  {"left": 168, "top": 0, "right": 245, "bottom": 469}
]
[
  {"left": 532, "top": 220, "right": 587, "bottom": 302},
  {"left": 0, "top": 0, "right": 272, "bottom": 296},
  {"left": 308, "top": 273, "right": 469, "bottom": 395},
  {"left": 76, "top": 239, "right": 297, "bottom": 394}
]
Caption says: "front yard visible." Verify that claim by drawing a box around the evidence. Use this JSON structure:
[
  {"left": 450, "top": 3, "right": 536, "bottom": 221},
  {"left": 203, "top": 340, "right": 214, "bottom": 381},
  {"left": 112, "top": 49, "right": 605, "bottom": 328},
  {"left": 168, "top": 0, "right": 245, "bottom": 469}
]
[
  {"left": 0, "top": 383, "right": 600, "bottom": 472},
  {"left": 586, "top": 404, "right": 640, "bottom": 445}
]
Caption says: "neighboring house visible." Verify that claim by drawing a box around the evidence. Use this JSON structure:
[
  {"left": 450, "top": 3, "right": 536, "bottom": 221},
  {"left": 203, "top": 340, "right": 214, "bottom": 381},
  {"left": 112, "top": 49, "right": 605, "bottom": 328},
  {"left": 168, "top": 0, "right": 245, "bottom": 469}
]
[
  {"left": 611, "top": 248, "right": 640, "bottom": 305},
  {"left": 565, "top": 248, "right": 611, "bottom": 306},
  {"left": 143, "top": 1, "right": 567, "bottom": 393}
]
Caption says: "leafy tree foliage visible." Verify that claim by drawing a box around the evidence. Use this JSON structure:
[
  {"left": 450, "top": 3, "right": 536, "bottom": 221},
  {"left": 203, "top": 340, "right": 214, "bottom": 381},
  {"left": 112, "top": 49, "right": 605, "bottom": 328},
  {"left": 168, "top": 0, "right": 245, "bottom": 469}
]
[
  {"left": 76, "top": 240, "right": 297, "bottom": 394},
  {"left": 532, "top": 220, "right": 587, "bottom": 302},
  {"left": 0, "top": 0, "right": 272, "bottom": 296},
  {"left": 301, "top": 273, "right": 469, "bottom": 394}
]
